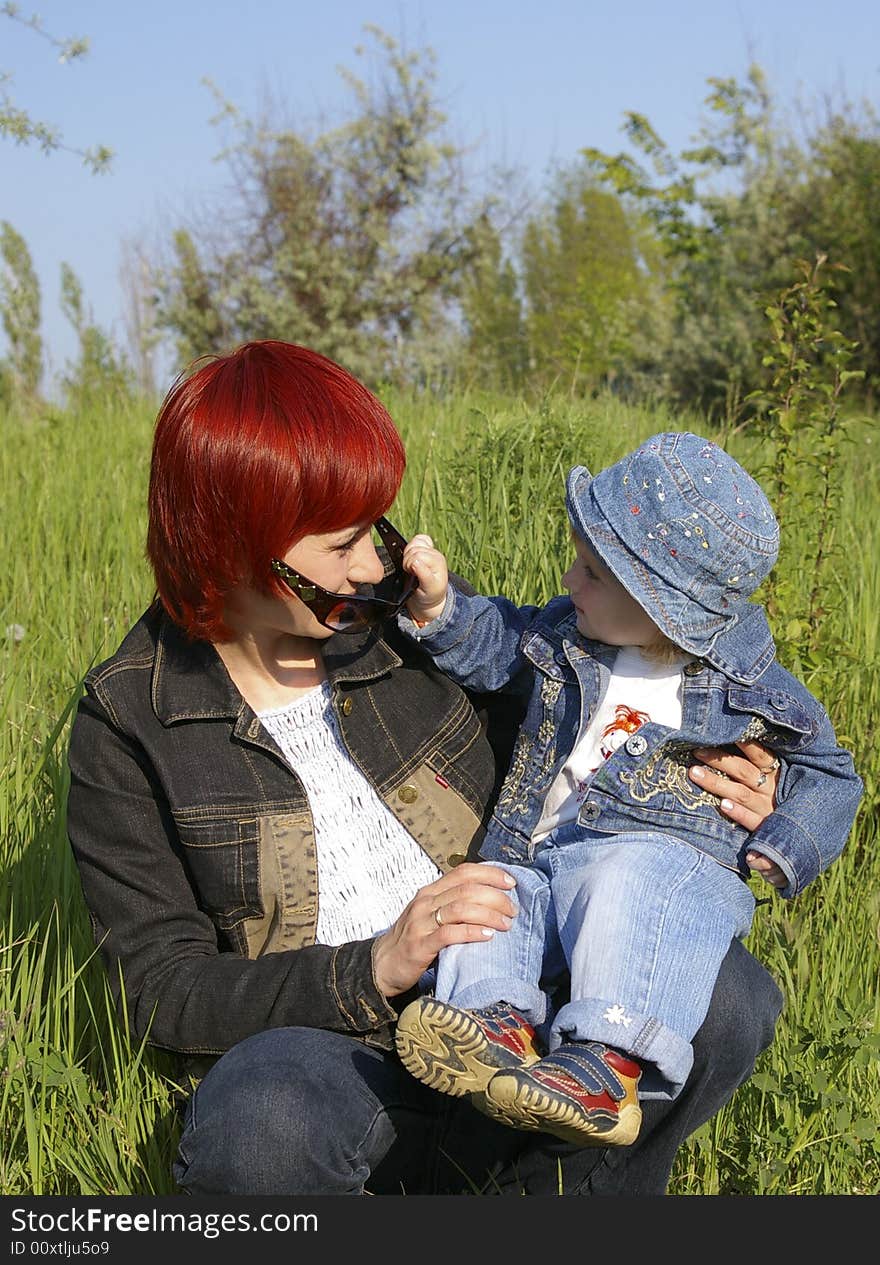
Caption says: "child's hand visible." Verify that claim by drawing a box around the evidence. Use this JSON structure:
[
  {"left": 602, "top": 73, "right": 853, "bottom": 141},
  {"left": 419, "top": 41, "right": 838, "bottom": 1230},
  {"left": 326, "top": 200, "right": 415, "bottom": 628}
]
[
  {"left": 746, "top": 851, "right": 787, "bottom": 890},
  {"left": 402, "top": 533, "right": 449, "bottom": 626}
]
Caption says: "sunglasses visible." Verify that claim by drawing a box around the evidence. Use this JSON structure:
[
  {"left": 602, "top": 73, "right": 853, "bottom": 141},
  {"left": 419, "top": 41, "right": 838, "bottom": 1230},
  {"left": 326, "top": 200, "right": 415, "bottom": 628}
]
[{"left": 270, "top": 517, "right": 417, "bottom": 633}]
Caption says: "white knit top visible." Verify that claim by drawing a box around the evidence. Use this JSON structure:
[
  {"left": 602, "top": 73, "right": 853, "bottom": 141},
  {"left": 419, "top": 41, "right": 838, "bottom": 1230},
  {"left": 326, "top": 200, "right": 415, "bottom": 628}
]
[{"left": 257, "top": 681, "right": 441, "bottom": 947}]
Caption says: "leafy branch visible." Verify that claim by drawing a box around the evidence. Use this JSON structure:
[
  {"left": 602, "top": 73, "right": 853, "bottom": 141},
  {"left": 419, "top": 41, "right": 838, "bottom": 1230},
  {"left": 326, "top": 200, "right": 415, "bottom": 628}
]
[
  {"left": 750, "top": 254, "right": 864, "bottom": 670},
  {"left": 0, "top": 2, "right": 112, "bottom": 172}
]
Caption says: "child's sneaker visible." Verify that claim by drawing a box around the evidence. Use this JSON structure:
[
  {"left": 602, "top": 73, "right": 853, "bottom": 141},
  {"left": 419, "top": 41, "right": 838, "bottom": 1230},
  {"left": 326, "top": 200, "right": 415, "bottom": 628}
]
[
  {"left": 484, "top": 1040, "right": 643, "bottom": 1146},
  {"left": 395, "top": 997, "right": 542, "bottom": 1100}
]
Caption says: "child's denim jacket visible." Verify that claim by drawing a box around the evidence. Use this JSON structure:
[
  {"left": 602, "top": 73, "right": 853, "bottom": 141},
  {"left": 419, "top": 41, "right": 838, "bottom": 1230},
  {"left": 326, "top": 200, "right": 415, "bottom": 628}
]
[{"left": 400, "top": 590, "right": 862, "bottom": 899}]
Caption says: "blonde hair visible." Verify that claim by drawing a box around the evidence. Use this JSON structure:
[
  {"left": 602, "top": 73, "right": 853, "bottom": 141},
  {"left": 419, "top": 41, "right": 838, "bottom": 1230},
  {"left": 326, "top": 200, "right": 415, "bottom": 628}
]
[{"left": 640, "top": 627, "right": 688, "bottom": 666}]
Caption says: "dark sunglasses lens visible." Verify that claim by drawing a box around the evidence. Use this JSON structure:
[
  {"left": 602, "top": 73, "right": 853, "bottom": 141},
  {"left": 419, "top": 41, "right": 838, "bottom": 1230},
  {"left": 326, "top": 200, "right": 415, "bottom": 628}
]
[
  {"left": 328, "top": 575, "right": 414, "bottom": 633},
  {"left": 322, "top": 599, "right": 372, "bottom": 632}
]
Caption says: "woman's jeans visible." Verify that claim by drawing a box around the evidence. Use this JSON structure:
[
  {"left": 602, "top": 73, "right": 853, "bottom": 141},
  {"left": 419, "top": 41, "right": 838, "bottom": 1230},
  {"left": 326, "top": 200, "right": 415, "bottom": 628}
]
[
  {"left": 434, "top": 829, "right": 756, "bottom": 1098},
  {"left": 171, "top": 938, "right": 781, "bottom": 1196}
]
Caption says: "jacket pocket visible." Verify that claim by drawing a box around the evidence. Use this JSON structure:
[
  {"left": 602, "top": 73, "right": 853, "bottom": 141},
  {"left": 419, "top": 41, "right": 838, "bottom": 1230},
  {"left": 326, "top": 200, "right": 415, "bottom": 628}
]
[
  {"left": 175, "top": 815, "right": 263, "bottom": 930},
  {"left": 727, "top": 686, "right": 817, "bottom": 746}
]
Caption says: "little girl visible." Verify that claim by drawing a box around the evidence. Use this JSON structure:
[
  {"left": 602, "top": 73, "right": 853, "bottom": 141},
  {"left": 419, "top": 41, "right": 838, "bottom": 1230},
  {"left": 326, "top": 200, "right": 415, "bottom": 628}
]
[{"left": 393, "top": 431, "right": 862, "bottom": 1147}]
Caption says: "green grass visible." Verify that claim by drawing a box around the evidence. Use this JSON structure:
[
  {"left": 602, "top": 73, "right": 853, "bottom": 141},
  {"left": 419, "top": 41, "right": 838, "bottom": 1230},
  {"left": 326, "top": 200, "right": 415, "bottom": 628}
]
[{"left": 1, "top": 389, "right": 878, "bottom": 1194}]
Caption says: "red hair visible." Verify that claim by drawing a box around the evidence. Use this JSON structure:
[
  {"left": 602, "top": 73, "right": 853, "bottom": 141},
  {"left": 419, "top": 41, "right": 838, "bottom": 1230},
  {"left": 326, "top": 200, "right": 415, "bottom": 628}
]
[{"left": 147, "top": 341, "right": 406, "bottom": 641}]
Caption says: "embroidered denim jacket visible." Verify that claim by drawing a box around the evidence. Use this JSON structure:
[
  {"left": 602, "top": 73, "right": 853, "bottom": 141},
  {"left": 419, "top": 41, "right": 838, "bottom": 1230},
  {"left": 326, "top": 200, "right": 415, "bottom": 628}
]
[{"left": 400, "top": 591, "right": 863, "bottom": 899}]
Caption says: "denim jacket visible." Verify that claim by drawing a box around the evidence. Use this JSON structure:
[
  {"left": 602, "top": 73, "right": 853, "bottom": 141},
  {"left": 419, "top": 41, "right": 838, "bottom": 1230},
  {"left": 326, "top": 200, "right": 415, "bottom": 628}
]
[
  {"left": 66, "top": 600, "right": 517, "bottom": 1066},
  {"left": 400, "top": 590, "right": 863, "bottom": 900}
]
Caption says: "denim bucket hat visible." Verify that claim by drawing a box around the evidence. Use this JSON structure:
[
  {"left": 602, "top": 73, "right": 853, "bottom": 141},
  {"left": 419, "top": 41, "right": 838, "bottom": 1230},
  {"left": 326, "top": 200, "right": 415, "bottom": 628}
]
[{"left": 565, "top": 432, "right": 780, "bottom": 683}]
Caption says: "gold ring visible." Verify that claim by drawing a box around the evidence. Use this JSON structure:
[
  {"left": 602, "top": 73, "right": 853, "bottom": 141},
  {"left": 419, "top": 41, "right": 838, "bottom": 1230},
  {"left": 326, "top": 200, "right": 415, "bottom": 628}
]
[
  {"left": 433, "top": 906, "right": 443, "bottom": 928},
  {"left": 756, "top": 758, "right": 780, "bottom": 789}
]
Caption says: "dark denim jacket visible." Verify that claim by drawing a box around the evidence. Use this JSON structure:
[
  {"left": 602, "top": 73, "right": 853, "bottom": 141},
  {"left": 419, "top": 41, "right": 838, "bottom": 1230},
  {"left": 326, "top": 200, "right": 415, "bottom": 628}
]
[{"left": 66, "top": 602, "right": 513, "bottom": 1065}]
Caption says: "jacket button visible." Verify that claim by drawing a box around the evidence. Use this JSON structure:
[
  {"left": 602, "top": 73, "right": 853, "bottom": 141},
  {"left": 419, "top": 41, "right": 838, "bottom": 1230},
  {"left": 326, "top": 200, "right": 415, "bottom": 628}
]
[
  {"left": 770, "top": 692, "right": 789, "bottom": 710},
  {"left": 625, "top": 733, "right": 648, "bottom": 756},
  {"left": 397, "top": 783, "right": 418, "bottom": 804},
  {"left": 339, "top": 697, "right": 353, "bottom": 716},
  {"left": 447, "top": 852, "right": 467, "bottom": 867},
  {"left": 581, "top": 800, "right": 601, "bottom": 822},
  {"left": 683, "top": 661, "right": 704, "bottom": 676}
]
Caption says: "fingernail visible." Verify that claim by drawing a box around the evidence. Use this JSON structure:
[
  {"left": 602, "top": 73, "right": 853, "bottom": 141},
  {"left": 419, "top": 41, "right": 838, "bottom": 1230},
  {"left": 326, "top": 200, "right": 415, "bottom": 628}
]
[
  {"left": 690, "top": 766, "right": 705, "bottom": 780},
  {"left": 500, "top": 916, "right": 513, "bottom": 929},
  {"left": 481, "top": 927, "right": 495, "bottom": 938},
  {"left": 721, "top": 799, "right": 734, "bottom": 811},
  {"left": 503, "top": 874, "right": 516, "bottom": 886}
]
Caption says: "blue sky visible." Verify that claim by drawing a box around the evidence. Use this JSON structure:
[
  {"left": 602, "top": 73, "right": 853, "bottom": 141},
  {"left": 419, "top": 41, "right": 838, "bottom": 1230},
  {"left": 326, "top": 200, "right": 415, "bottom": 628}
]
[{"left": 2, "top": 0, "right": 878, "bottom": 392}]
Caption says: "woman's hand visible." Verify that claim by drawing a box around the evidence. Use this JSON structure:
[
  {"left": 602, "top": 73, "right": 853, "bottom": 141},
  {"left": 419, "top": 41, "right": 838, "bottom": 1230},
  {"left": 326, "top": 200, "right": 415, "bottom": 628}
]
[
  {"left": 402, "top": 533, "right": 450, "bottom": 626},
  {"left": 372, "top": 863, "right": 517, "bottom": 997},
  {"left": 688, "top": 739, "right": 780, "bottom": 829},
  {"left": 688, "top": 739, "right": 787, "bottom": 888}
]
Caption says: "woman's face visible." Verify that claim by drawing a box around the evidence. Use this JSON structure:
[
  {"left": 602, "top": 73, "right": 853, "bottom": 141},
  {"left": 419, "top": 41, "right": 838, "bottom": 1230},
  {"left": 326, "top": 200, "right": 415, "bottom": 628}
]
[{"left": 224, "top": 521, "right": 386, "bottom": 643}]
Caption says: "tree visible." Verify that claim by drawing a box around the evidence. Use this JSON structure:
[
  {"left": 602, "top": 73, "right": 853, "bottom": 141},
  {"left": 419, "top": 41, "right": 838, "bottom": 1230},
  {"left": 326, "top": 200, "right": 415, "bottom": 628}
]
[
  {"left": 154, "top": 26, "right": 497, "bottom": 384},
  {"left": 805, "top": 124, "right": 880, "bottom": 404},
  {"left": 157, "top": 229, "right": 229, "bottom": 371},
  {"left": 0, "top": 3, "right": 111, "bottom": 171},
  {"left": 458, "top": 213, "right": 529, "bottom": 390},
  {"left": 520, "top": 171, "right": 663, "bottom": 391},
  {"left": 459, "top": 168, "right": 668, "bottom": 395},
  {"left": 119, "top": 236, "right": 160, "bottom": 399},
  {"left": 583, "top": 66, "right": 879, "bottom": 414},
  {"left": 59, "top": 262, "right": 133, "bottom": 410},
  {"left": 0, "top": 220, "right": 42, "bottom": 400}
]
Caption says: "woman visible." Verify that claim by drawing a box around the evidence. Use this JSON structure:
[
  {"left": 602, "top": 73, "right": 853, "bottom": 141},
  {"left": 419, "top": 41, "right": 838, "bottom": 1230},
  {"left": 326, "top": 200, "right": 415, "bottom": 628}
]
[{"left": 66, "top": 340, "right": 782, "bottom": 1195}]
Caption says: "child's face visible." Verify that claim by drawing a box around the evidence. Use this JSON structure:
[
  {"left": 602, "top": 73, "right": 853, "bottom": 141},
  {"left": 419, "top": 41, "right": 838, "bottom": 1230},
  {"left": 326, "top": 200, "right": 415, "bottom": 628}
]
[{"left": 563, "top": 533, "right": 660, "bottom": 647}]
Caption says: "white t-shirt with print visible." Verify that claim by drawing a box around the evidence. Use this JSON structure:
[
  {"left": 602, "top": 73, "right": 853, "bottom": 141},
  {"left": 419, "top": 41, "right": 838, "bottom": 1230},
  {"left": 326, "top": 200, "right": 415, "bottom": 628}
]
[{"left": 532, "top": 645, "right": 690, "bottom": 844}]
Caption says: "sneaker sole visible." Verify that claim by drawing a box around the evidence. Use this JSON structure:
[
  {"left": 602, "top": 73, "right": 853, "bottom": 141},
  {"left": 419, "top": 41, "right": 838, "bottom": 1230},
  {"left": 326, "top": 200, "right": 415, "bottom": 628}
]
[
  {"left": 485, "top": 1072, "right": 642, "bottom": 1147},
  {"left": 395, "top": 999, "right": 540, "bottom": 1098}
]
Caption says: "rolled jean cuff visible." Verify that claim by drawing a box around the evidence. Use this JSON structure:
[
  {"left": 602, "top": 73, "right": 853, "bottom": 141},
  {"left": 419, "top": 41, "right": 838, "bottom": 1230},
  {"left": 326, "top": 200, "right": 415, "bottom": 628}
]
[
  {"left": 448, "top": 977, "right": 548, "bottom": 1028},
  {"left": 551, "top": 999, "right": 694, "bottom": 1100}
]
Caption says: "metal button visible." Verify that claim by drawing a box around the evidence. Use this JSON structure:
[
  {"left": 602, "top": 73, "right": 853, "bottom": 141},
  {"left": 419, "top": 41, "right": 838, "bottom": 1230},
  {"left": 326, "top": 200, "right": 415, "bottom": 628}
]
[
  {"left": 683, "top": 661, "right": 704, "bottom": 676},
  {"left": 580, "top": 800, "right": 601, "bottom": 822},
  {"left": 625, "top": 733, "right": 648, "bottom": 756},
  {"left": 447, "top": 852, "right": 467, "bottom": 867},
  {"left": 770, "top": 692, "right": 789, "bottom": 710},
  {"left": 339, "top": 697, "right": 353, "bottom": 716},
  {"left": 397, "top": 784, "right": 418, "bottom": 804}
]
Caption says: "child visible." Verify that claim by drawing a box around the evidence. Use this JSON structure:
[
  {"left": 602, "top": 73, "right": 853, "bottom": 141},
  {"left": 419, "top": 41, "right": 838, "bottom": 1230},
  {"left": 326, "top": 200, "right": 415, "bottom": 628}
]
[{"left": 393, "top": 431, "right": 862, "bottom": 1148}]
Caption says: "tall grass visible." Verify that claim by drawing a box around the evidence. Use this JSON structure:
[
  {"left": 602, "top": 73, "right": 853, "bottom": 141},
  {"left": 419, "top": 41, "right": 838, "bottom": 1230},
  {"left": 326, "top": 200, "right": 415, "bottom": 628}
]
[{"left": 1, "top": 390, "right": 877, "bottom": 1194}]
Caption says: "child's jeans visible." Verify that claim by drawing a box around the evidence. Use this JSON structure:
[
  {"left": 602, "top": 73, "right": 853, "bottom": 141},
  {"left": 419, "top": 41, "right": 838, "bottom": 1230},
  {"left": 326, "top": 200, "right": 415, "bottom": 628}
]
[{"left": 434, "top": 826, "right": 756, "bottom": 1099}]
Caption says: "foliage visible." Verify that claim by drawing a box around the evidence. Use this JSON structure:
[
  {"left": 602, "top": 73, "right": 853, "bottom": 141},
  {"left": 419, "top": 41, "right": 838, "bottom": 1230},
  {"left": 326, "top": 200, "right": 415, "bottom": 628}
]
[
  {"left": 457, "top": 214, "right": 529, "bottom": 391},
  {"left": 59, "top": 263, "right": 135, "bottom": 413},
  {"left": 582, "top": 66, "right": 879, "bottom": 416},
  {"left": 806, "top": 123, "right": 880, "bottom": 406},
  {"left": 747, "top": 255, "right": 864, "bottom": 687},
  {"left": 0, "top": 2, "right": 111, "bottom": 172},
  {"left": 0, "top": 219, "right": 42, "bottom": 401},
  {"left": 155, "top": 26, "right": 496, "bottom": 385},
  {"left": 150, "top": 53, "right": 879, "bottom": 408},
  {"left": 519, "top": 171, "right": 664, "bottom": 391},
  {"left": 458, "top": 168, "right": 671, "bottom": 396},
  {"left": 157, "top": 230, "right": 227, "bottom": 374},
  {"left": 118, "top": 238, "right": 161, "bottom": 401}
]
